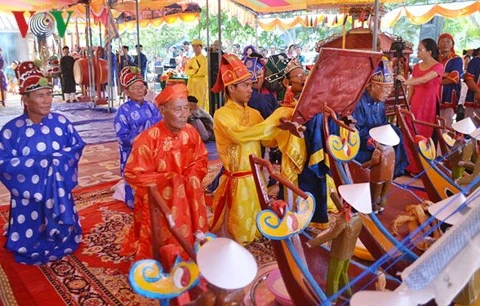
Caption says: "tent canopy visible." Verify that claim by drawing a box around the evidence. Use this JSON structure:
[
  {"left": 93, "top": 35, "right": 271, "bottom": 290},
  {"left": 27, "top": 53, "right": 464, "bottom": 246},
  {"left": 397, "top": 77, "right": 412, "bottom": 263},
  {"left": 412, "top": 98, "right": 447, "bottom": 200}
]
[
  {"left": 383, "top": 0, "right": 480, "bottom": 27},
  {"left": 231, "top": 0, "right": 403, "bottom": 15}
]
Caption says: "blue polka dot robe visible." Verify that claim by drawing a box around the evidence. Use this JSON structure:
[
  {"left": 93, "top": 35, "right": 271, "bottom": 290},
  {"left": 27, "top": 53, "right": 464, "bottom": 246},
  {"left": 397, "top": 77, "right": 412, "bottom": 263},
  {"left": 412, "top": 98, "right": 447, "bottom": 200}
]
[
  {"left": 0, "top": 113, "right": 85, "bottom": 265},
  {"left": 114, "top": 100, "right": 162, "bottom": 208}
]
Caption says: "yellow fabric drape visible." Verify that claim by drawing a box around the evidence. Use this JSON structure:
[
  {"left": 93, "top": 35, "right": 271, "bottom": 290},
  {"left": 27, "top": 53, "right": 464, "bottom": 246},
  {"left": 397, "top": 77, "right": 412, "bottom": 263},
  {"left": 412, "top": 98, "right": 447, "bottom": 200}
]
[
  {"left": 258, "top": 14, "right": 353, "bottom": 31},
  {"left": 258, "top": 14, "right": 354, "bottom": 31},
  {"left": 384, "top": 1, "right": 480, "bottom": 27},
  {"left": 117, "top": 12, "right": 199, "bottom": 31}
]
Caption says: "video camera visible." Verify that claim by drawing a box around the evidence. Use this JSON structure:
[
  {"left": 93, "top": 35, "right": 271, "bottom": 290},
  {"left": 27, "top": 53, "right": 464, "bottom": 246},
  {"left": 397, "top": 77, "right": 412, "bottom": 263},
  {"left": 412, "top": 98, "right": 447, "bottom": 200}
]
[{"left": 390, "top": 37, "right": 406, "bottom": 58}]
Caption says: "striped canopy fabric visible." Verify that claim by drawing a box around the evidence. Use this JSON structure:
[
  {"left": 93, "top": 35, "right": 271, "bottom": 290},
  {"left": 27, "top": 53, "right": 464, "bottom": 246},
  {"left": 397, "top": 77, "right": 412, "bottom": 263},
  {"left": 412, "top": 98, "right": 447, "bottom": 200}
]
[{"left": 231, "top": 0, "right": 404, "bottom": 14}]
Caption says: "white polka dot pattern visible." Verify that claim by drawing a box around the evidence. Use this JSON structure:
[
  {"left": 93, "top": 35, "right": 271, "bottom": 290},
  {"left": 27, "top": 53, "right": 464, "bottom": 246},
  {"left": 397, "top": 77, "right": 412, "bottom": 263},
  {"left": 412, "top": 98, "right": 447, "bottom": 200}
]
[{"left": 0, "top": 113, "right": 85, "bottom": 264}]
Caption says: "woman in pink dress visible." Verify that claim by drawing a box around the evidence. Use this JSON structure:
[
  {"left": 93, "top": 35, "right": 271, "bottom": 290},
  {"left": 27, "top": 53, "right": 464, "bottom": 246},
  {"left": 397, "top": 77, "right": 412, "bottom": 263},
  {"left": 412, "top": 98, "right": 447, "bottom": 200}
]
[{"left": 397, "top": 38, "right": 444, "bottom": 174}]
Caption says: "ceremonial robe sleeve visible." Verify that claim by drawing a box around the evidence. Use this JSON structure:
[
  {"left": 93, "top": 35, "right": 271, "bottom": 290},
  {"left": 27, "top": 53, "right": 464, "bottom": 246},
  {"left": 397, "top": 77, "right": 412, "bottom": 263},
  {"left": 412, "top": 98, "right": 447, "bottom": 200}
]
[
  {"left": 195, "top": 55, "right": 207, "bottom": 78},
  {"left": 0, "top": 118, "right": 84, "bottom": 196},
  {"left": 444, "top": 57, "right": 462, "bottom": 84},
  {"left": 221, "top": 108, "right": 285, "bottom": 146},
  {"left": 184, "top": 57, "right": 199, "bottom": 77},
  {"left": 114, "top": 105, "right": 145, "bottom": 148},
  {"left": 183, "top": 131, "right": 209, "bottom": 181},
  {"left": 51, "top": 120, "right": 86, "bottom": 193},
  {"left": 124, "top": 127, "right": 208, "bottom": 191}
]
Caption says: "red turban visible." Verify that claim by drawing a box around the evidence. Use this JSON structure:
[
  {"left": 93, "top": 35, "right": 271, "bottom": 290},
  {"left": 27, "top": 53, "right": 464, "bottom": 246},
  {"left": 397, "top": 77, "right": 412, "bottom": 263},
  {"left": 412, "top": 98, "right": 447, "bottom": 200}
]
[
  {"left": 155, "top": 84, "right": 189, "bottom": 106},
  {"left": 438, "top": 33, "right": 456, "bottom": 56}
]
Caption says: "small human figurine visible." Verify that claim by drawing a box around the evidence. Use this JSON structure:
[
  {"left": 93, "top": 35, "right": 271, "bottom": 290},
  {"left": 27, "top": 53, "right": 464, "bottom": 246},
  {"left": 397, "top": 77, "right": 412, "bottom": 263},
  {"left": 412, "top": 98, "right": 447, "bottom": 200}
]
[
  {"left": 451, "top": 118, "right": 480, "bottom": 190},
  {"left": 361, "top": 125, "right": 399, "bottom": 214},
  {"left": 446, "top": 131, "right": 474, "bottom": 180},
  {"left": 307, "top": 183, "right": 372, "bottom": 300}
]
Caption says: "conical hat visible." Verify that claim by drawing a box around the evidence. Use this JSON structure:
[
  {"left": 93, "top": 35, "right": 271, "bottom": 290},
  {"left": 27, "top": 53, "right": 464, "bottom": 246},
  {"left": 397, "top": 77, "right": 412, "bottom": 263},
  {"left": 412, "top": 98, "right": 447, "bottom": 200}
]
[
  {"left": 452, "top": 117, "right": 476, "bottom": 135},
  {"left": 338, "top": 183, "right": 372, "bottom": 214},
  {"left": 470, "top": 127, "right": 480, "bottom": 140},
  {"left": 427, "top": 193, "right": 468, "bottom": 225},
  {"left": 369, "top": 124, "right": 400, "bottom": 146},
  {"left": 197, "top": 238, "right": 258, "bottom": 289}
]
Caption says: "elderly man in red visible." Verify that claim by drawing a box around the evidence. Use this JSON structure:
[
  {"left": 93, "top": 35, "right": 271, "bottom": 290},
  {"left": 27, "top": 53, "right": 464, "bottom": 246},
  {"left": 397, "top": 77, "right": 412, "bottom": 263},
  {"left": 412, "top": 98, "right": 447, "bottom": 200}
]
[{"left": 121, "top": 84, "right": 209, "bottom": 269}]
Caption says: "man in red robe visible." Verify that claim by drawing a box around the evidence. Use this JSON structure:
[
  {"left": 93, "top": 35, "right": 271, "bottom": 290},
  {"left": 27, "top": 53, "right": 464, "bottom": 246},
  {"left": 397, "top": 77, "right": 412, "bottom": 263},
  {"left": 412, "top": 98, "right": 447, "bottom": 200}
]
[{"left": 121, "top": 84, "right": 209, "bottom": 269}]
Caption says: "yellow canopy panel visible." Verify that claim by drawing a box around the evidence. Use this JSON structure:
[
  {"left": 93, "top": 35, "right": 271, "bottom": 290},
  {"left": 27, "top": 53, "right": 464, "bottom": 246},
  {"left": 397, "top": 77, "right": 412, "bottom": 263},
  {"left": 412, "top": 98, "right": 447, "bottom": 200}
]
[{"left": 383, "top": 0, "right": 480, "bottom": 27}]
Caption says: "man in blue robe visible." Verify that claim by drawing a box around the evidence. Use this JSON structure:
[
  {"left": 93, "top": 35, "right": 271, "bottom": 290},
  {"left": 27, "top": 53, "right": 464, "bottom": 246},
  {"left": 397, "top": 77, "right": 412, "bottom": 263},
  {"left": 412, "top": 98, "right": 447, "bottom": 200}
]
[
  {"left": 114, "top": 66, "right": 162, "bottom": 208},
  {"left": 0, "top": 61, "right": 85, "bottom": 265},
  {"left": 352, "top": 58, "right": 408, "bottom": 178}
]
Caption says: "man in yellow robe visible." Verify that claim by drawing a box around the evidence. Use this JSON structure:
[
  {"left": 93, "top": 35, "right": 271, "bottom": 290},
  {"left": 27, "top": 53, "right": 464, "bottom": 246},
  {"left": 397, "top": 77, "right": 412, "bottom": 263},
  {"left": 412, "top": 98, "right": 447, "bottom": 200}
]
[
  {"left": 185, "top": 39, "right": 209, "bottom": 114},
  {"left": 224, "top": 58, "right": 308, "bottom": 201},
  {"left": 210, "top": 54, "right": 265, "bottom": 244},
  {"left": 121, "top": 84, "right": 209, "bottom": 269}
]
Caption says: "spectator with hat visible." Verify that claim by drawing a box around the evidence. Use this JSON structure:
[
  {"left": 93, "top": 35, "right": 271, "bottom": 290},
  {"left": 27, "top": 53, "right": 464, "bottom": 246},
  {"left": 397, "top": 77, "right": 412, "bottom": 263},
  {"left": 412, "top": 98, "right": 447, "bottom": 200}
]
[
  {"left": 121, "top": 83, "right": 209, "bottom": 269},
  {"left": 352, "top": 57, "right": 408, "bottom": 178},
  {"left": 0, "top": 61, "right": 85, "bottom": 264},
  {"left": 134, "top": 44, "right": 148, "bottom": 79},
  {"left": 114, "top": 66, "right": 162, "bottom": 208},
  {"left": 185, "top": 39, "right": 209, "bottom": 113}
]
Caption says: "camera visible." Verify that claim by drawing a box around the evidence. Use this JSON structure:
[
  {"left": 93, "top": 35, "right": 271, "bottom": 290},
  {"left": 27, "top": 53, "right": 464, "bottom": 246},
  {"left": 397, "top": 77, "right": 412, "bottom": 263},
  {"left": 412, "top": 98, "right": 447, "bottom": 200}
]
[{"left": 390, "top": 37, "right": 406, "bottom": 58}]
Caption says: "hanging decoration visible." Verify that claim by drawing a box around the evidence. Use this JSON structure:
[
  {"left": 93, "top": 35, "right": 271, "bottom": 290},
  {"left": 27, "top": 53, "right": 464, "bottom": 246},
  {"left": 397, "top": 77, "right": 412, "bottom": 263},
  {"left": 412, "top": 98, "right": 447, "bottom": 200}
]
[
  {"left": 383, "top": 0, "right": 480, "bottom": 27},
  {"left": 29, "top": 12, "right": 55, "bottom": 37}
]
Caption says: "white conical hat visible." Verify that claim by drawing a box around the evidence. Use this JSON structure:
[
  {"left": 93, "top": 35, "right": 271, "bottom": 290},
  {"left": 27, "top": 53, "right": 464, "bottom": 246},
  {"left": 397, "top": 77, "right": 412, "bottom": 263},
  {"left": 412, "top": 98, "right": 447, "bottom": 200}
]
[
  {"left": 338, "top": 183, "right": 372, "bottom": 214},
  {"left": 351, "top": 291, "right": 412, "bottom": 306},
  {"left": 197, "top": 237, "right": 258, "bottom": 290},
  {"left": 470, "top": 127, "right": 480, "bottom": 140},
  {"left": 369, "top": 125, "right": 400, "bottom": 146},
  {"left": 427, "top": 193, "right": 468, "bottom": 225},
  {"left": 452, "top": 117, "right": 476, "bottom": 135}
]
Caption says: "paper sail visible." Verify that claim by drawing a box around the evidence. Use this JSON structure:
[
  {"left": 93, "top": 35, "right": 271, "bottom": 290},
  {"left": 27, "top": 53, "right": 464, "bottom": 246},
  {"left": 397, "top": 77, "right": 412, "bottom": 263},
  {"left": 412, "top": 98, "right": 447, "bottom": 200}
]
[
  {"left": 292, "top": 48, "right": 383, "bottom": 124},
  {"left": 452, "top": 117, "right": 476, "bottom": 135},
  {"left": 470, "top": 127, "right": 480, "bottom": 140},
  {"left": 351, "top": 290, "right": 413, "bottom": 306},
  {"left": 427, "top": 193, "right": 468, "bottom": 225},
  {"left": 196, "top": 237, "right": 258, "bottom": 290},
  {"left": 338, "top": 183, "right": 372, "bottom": 214}
]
